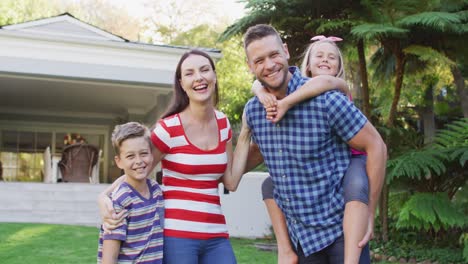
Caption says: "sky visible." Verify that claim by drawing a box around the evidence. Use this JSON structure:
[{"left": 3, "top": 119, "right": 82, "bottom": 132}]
[{"left": 112, "top": 0, "right": 247, "bottom": 25}]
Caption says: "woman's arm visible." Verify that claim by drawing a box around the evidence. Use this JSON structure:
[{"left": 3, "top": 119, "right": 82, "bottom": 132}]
[{"left": 222, "top": 112, "right": 252, "bottom": 191}]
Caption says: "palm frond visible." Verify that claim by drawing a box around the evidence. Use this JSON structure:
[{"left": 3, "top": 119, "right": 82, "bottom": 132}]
[
  {"left": 218, "top": 10, "right": 271, "bottom": 41},
  {"left": 387, "top": 118, "right": 468, "bottom": 183},
  {"left": 397, "top": 192, "right": 466, "bottom": 231},
  {"left": 386, "top": 149, "right": 447, "bottom": 183},
  {"left": 403, "top": 45, "right": 455, "bottom": 66},
  {"left": 455, "top": 10, "right": 468, "bottom": 21},
  {"left": 316, "top": 19, "right": 354, "bottom": 34},
  {"left": 369, "top": 46, "right": 395, "bottom": 81},
  {"left": 398, "top": 12, "right": 463, "bottom": 33},
  {"left": 433, "top": 118, "right": 468, "bottom": 149},
  {"left": 351, "top": 23, "right": 408, "bottom": 40}
]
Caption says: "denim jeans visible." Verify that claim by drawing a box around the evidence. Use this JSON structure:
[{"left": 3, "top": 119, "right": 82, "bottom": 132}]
[
  {"left": 163, "top": 236, "right": 237, "bottom": 264},
  {"left": 343, "top": 155, "right": 369, "bottom": 204},
  {"left": 296, "top": 235, "right": 371, "bottom": 264}
]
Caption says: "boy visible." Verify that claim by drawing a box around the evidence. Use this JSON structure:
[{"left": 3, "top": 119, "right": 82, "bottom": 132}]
[{"left": 97, "top": 122, "right": 164, "bottom": 264}]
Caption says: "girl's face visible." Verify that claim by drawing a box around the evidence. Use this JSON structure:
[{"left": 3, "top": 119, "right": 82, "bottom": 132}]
[
  {"left": 179, "top": 54, "right": 217, "bottom": 104},
  {"left": 307, "top": 42, "right": 340, "bottom": 77}
]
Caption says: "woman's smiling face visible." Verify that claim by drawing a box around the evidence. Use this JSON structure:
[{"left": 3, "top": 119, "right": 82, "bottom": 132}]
[{"left": 179, "top": 54, "right": 217, "bottom": 104}]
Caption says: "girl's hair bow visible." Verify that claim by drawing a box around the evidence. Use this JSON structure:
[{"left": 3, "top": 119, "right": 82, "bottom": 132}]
[{"left": 310, "top": 35, "right": 343, "bottom": 42}]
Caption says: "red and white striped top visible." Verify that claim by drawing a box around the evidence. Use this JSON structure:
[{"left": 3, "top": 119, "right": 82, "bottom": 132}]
[{"left": 151, "top": 110, "right": 232, "bottom": 240}]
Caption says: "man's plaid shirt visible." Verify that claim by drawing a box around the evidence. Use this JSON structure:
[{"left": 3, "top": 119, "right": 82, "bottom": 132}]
[{"left": 245, "top": 67, "right": 367, "bottom": 256}]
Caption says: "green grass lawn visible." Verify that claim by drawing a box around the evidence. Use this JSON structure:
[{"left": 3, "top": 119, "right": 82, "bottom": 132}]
[{"left": 0, "top": 223, "right": 277, "bottom": 264}]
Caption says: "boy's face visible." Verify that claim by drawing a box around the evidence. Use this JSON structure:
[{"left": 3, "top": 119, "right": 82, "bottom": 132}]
[
  {"left": 115, "top": 137, "right": 153, "bottom": 182},
  {"left": 246, "top": 35, "right": 290, "bottom": 93}
]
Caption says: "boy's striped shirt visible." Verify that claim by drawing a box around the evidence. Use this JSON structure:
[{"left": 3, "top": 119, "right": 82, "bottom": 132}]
[{"left": 97, "top": 178, "right": 164, "bottom": 263}]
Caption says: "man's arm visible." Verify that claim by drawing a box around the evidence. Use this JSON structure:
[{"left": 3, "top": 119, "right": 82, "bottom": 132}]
[
  {"left": 347, "top": 121, "right": 387, "bottom": 245},
  {"left": 264, "top": 199, "right": 298, "bottom": 264},
  {"left": 102, "top": 239, "right": 121, "bottom": 264}
]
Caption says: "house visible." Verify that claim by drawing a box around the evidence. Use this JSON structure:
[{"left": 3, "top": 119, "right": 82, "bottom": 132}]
[{"left": 0, "top": 13, "right": 221, "bottom": 183}]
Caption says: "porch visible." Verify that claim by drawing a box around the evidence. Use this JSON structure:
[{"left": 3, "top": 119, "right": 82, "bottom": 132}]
[{"left": 0, "top": 14, "right": 221, "bottom": 184}]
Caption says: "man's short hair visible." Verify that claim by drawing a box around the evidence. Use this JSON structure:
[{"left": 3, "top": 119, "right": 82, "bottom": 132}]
[
  {"left": 243, "top": 24, "right": 282, "bottom": 50},
  {"left": 111, "top": 122, "right": 151, "bottom": 155}
]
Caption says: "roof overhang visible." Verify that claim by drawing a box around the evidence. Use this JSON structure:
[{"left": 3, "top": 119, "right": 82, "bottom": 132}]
[{"left": 0, "top": 15, "right": 221, "bottom": 124}]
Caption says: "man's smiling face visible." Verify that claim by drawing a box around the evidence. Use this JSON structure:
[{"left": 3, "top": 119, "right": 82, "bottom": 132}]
[{"left": 246, "top": 35, "right": 290, "bottom": 94}]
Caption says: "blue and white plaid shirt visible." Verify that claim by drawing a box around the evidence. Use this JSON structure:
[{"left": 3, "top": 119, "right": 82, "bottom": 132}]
[{"left": 245, "top": 67, "right": 367, "bottom": 256}]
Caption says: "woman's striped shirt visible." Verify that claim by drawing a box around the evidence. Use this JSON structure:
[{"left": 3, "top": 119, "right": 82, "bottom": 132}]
[{"left": 151, "top": 110, "right": 232, "bottom": 240}]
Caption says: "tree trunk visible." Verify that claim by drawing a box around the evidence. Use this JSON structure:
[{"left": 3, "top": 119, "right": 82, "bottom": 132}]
[
  {"left": 421, "top": 76, "right": 437, "bottom": 144},
  {"left": 379, "top": 182, "right": 389, "bottom": 242},
  {"left": 357, "top": 39, "right": 371, "bottom": 118},
  {"left": 450, "top": 66, "right": 468, "bottom": 118},
  {"left": 387, "top": 53, "right": 406, "bottom": 127}
]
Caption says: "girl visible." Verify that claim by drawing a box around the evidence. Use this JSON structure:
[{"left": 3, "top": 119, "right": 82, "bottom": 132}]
[{"left": 254, "top": 36, "right": 370, "bottom": 264}]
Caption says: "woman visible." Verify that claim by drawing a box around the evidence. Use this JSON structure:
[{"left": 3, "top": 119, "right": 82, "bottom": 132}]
[{"left": 99, "top": 49, "right": 251, "bottom": 264}]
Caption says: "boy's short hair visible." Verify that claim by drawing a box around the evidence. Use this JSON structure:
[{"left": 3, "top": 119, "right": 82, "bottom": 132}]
[
  {"left": 243, "top": 24, "right": 283, "bottom": 50},
  {"left": 111, "top": 122, "right": 151, "bottom": 155}
]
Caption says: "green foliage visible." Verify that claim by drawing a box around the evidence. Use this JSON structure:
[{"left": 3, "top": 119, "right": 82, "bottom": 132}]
[
  {"left": 461, "top": 233, "right": 468, "bottom": 262},
  {"left": 216, "top": 36, "right": 254, "bottom": 123},
  {"left": 387, "top": 149, "right": 447, "bottom": 182},
  {"left": 0, "top": 0, "right": 62, "bottom": 26},
  {"left": 398, "top": 11, "right": 464, "bottom": 33},
  {"left": 433, "top": 118, "right": 468, "bottom": 166},
  {"left": 351, "top": 23, "right": 408, "bottom": 40},
  {"left": 371, "top": 238, "right": 466, "bottom": 263},
  {"left": 396, "top": 192, "right": 466, "bottom": 231},
  {"left": 386, "top": 118, "right": 468, "bottom": 183},
  {"left": 403, "top": 45, "right": 455, "bottom": 66}
]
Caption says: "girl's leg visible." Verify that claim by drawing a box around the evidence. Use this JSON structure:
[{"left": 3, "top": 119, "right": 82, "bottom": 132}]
[
  {"left": 343, "top": 155, "right": 369, "bottom": 264},
  {"left": 200, "top": 237, "right": 236, "bottom": 264},
  {"left": 163, "top": 236, "right": 200, "bottom": 264}
]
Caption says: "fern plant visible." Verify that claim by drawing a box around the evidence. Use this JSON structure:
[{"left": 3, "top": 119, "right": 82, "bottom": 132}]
[
  {"left": 387, "top": 118, "right": 468, "bottom": 193},
  {"left": 396, "top": 192, "right": 466, "bottom": 231},
  {"left": 386, "top": 118, "right": 468, "bottom": 238}
]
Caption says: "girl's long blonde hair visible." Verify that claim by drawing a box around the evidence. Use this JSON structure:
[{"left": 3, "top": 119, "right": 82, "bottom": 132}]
[{"left": 300, "top": 40, "right": 345, "bottom": 79}]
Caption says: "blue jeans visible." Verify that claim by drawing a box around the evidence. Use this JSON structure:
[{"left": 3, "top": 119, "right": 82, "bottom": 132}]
[
  {"left": 295, "top": 235, "right": 371, "bottom": 264},
  {"left": 163, "top": 236, "right": 237, "bottom": 264},
  {"left": 343, "top": 155, "right": 369, "bottom": 204}
]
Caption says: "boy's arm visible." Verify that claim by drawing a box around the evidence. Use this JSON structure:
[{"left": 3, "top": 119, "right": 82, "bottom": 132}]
[
  {"left": 271, "top": 75, "right": 349, "bottom": 123},
  {"left": 102, "top": 239, "right": 121, "bottom": 264}
]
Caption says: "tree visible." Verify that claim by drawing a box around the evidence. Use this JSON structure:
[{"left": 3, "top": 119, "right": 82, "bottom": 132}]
[{"left": 0, "top": 0, "right": 62, "bottom": 25}]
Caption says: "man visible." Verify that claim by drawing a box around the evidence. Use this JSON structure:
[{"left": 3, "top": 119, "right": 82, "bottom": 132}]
[{"left": 242, "top": 24, "right": 387, "bottom": 263}]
